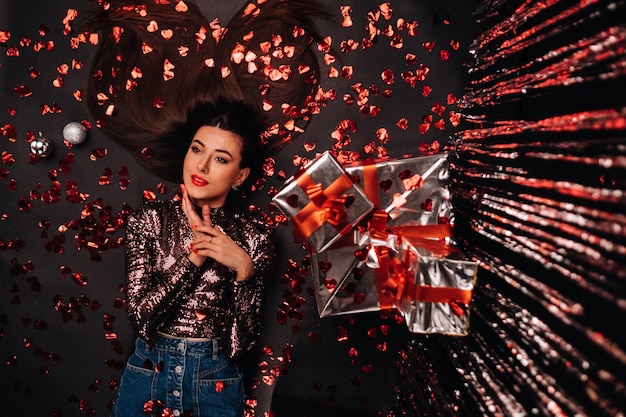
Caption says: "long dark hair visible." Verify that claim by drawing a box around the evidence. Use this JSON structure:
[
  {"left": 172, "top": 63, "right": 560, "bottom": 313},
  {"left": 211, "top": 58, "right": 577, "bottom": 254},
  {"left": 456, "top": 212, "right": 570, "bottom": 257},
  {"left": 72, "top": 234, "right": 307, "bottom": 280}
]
[{"left": 81, "top": 0, "right": 331, "bottom": 184}]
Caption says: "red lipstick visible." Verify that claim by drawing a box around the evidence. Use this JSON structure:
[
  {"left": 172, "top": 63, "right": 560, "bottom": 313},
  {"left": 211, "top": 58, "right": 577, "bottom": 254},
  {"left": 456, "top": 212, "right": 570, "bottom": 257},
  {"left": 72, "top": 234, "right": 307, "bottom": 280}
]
[{"left": 191, "top": 175, "right": 208, "bottom": 187}]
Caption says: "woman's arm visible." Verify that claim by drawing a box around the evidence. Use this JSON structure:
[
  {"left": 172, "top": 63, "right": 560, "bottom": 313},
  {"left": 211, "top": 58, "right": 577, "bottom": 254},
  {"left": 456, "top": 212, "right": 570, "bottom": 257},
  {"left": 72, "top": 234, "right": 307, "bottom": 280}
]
[
  {"left": 124, "top": 203, "right": 200, "bottom": 340},
  {"left": 228, "top": 225, "right": 276, "bottom": 357}
]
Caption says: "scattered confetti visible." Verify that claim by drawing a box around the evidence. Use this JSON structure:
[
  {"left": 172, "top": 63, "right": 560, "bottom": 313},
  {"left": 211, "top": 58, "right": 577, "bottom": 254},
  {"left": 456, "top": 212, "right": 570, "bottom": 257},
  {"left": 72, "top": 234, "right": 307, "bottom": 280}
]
[{"left": 1, "top": 1, "right": 624, "bottom": 416}]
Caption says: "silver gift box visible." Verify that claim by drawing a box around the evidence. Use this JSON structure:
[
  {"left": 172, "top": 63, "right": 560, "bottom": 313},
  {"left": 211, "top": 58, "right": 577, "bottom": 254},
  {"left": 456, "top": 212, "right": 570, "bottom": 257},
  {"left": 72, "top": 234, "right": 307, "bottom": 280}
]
[
  {"left": 310, "top": 239, "right": 385, "bottom": 317},
  {"left": 310, "top": 153, "right": 455, "bottom": 318},
  {"left": 343, "top": 153, "right": 451, "bottom": 226},
  {"left": 273, "top": 151, "right": 374, "bottom": 252},
  {"left": 400, "top": 240, "right": 477, "bottom": 336}
]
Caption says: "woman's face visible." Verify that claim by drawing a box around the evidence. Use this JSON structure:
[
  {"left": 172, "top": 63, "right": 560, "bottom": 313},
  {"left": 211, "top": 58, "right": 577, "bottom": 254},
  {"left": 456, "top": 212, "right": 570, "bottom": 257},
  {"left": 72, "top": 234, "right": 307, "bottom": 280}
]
[{"left": 182, "top": 125, "right": 250, "bottom": 208}]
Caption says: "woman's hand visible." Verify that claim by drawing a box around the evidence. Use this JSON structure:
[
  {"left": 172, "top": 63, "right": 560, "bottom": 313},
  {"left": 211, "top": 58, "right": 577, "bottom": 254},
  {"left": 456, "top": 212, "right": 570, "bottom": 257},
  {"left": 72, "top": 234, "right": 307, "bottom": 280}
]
[
  {"left": 180, "top": 184, "right": 209, "bottom": 268},
  {"left": 180, "top": 184, "right": 254, "bottom": 281}
]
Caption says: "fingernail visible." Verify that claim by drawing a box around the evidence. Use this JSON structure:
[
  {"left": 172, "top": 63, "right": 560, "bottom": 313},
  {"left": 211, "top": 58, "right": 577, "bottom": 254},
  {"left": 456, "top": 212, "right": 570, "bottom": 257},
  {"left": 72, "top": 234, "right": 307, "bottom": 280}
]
[
  {"left": 193, "top": 249, "right": 198, "bottom": 254},
  {"left": 191, "top": 225, "right": 197, "bottom": 230},
  {"left": 190, "top": 243, "right": 194, "bottom": 250}
]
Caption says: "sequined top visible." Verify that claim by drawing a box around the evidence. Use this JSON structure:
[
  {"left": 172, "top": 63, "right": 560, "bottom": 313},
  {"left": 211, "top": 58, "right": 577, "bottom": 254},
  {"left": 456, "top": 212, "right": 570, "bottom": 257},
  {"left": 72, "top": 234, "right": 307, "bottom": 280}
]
[{"left": 124, "top": 200, "right": 275, "bottom": 358}]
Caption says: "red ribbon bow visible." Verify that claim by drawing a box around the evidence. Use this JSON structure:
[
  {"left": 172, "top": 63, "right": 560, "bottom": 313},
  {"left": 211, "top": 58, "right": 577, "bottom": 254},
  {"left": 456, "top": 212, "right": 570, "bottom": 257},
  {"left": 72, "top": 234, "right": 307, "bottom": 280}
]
[
  {"left": 305, "top": 183, "right": 348, "bottom": 227},
  {"left": 291, "top": 171, "right": 354, "bottom": 243}
]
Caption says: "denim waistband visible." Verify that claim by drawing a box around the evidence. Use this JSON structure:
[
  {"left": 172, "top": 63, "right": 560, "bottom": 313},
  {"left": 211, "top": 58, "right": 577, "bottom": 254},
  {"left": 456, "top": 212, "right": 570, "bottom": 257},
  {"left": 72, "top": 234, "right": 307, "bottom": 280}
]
[{"left": 151, "top": 334, "right": 223, "bottom": 355}]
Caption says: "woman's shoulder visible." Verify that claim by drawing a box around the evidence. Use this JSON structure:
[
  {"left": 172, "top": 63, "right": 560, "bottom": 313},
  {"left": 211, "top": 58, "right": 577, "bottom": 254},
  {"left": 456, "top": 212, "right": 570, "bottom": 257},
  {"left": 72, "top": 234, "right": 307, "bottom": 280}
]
[
  {"left": 126, "top": 200, "right": 184, "bottom": 238},
  {"left": 129, "top": 199, "right": 180, "bottom": 222},
  {"left": 230, "top": 208, "right": 275, "bottom": 238}
]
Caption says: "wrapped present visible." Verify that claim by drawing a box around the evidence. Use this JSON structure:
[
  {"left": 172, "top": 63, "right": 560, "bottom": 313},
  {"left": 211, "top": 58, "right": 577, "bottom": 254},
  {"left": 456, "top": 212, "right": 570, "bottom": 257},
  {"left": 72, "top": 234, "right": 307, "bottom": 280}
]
[
  {"left": 395, "top": 225, "right": 478, "bottom": 336},
  {"left": 273, "top": 151, "right": 374, "bottom": 252},
  {"left": 310, "top": 153, "right": 455, "bottom": 318},
  {"left": 343, "top": 153, "right": 451, "bottom": 226},
  {"left": 310, "top": 211, "right": 402, "bottom": 317},
  {"left": 311, "top": 221, "right": 477, "bottom": 335},
  {"left": 310, "top": 240, "right": 383, "bottom": 317},
  {"left": 308, "top": 152, "right": 477, "bottom": 334}
]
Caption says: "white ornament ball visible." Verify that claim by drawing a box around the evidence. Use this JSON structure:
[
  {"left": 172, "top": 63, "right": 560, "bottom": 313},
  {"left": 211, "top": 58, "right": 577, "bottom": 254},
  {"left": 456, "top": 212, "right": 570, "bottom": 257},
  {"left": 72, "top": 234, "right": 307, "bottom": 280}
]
[
  {"left": 63, "top": 122, "right": 87, "bottom": 145},
  {"left": 30, "top": 137, "right": 53, "bottom": 158}
]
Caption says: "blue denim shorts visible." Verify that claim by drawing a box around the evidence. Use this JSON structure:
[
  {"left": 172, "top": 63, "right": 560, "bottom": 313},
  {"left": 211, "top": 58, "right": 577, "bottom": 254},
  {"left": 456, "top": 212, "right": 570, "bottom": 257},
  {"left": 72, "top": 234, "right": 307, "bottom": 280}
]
[{"left": 111, "top": 336, "right": 244, "bottom": 417}]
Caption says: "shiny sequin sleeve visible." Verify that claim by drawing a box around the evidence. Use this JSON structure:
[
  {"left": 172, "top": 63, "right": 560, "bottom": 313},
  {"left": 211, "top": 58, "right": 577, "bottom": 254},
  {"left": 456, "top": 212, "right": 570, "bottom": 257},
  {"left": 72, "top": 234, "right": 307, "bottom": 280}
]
[{"left": 124, "top": 200, "right": 275, "bottom": 358}]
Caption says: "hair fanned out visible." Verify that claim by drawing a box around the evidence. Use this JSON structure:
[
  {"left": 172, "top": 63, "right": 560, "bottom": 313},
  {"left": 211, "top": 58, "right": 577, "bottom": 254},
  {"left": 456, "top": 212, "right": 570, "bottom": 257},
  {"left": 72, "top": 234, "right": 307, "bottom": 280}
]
[{"left": 82, "top": 0, "right": 331, "bottom": 183}]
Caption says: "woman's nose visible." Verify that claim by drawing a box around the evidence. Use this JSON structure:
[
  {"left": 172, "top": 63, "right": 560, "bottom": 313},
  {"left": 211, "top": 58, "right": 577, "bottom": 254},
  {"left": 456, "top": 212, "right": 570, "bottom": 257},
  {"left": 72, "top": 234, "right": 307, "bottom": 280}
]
[{"left": 197, "top": 158, "right": 208, "bottom": 173}]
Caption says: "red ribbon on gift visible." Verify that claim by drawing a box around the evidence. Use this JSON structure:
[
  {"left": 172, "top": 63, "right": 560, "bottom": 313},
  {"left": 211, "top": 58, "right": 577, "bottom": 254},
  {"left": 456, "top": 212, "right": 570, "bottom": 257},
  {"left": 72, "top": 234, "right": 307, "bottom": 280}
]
[
  {"left": 378, "top": 257, "right": 407, "bottom": 305},
  {"left": 357, "top": 216, "right": 473, "bottom": 309},
  {"left": 389, "top": 224, "right": 456, "bottom": 256},
  {"left": 362, "top": 210, "right": 402, "bottom": 310},
  {"left": 361, "top": 162, "right": 381, "bottom": 208},
  {"left": 291, "top": 170, "right": 354, "bottom": 243},
  {"left": 409, "top": 285, "right": 473, "bottom": 304},
  {"left": 392, "top": 224, "right": 473, "bottom": 305},
  {"left": 342, "top": 158, "right": 385, "bottom": 208}
]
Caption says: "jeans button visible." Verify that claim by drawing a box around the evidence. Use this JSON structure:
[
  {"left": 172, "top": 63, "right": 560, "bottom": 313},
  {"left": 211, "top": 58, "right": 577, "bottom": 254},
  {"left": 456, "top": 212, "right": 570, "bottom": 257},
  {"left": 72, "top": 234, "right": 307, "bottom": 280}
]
[
  {"left": 175, "top": 365, "right": 183, "bottom": 373},
  {"left": 177, "top": 342, "right": 185, "bottom": 350},
  {"left": 173, "top": 410, "right": 180, "bottom": 417},
  {"left": 173, "top": 389, "right": 181, "bottom": 397}
]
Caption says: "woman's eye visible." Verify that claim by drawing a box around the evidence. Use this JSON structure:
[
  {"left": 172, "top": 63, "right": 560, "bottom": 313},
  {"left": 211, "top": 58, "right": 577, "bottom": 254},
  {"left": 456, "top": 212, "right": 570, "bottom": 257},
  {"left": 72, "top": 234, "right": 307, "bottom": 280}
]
[
  {"left": 216, "top": 156, "right": 227, "bottom": 163},
  {"left": 191, "top": 146, "right": 201, "bottom": 153}
]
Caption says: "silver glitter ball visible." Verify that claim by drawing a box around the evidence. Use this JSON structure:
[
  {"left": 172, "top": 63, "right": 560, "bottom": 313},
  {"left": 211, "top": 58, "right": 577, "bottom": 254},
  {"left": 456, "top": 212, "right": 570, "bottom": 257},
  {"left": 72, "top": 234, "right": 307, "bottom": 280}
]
[
  {"left": 30, "top": 137, "right": 53, "bottom": 158},
  {"left": 62, "top": 122, "right": 87, "bottom": 145}
]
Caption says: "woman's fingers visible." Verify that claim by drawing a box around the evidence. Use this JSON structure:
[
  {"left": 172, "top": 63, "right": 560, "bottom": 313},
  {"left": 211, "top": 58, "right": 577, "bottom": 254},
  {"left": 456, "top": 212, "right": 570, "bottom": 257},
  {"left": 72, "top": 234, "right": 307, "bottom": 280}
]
[
  {"left": 180, "top": 185, "right": 201, "bottom": 224},
  {"left": 190, "top": 223, "right": 219, "bottom": 236},
  {"left": 201, "top": 204, "right": 212, "bottom": 226},
  {"left": 191, "top": 233, "right": 242, "bottom": 263},
  {"left": 180, "top": 185, "right": 213, "bottom": 228}
]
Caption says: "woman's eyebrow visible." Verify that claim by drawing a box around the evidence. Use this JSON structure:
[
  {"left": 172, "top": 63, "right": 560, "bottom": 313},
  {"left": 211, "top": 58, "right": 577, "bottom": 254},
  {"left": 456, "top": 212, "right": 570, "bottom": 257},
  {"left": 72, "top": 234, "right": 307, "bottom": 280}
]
[
  {"left": 214, "top": 148, "right": 233, "bottom": 158},
  {"left": 191, "top": 138, "right": 233, "bottom": 158}
]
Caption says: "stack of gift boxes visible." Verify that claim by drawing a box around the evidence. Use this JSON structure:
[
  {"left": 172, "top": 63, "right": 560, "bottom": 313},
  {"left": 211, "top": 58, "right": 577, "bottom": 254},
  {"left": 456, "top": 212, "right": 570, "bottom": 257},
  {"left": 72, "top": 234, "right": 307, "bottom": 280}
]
[{"left": 273, "top": 151, "right": 477, "bottom": 335}]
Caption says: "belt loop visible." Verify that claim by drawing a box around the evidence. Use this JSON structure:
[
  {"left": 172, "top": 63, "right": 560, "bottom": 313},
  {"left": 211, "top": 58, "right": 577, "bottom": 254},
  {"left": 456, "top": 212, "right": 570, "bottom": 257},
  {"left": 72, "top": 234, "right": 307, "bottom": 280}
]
[{"left": 212, "top": 339, "right": 219, "bottom": 360}]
